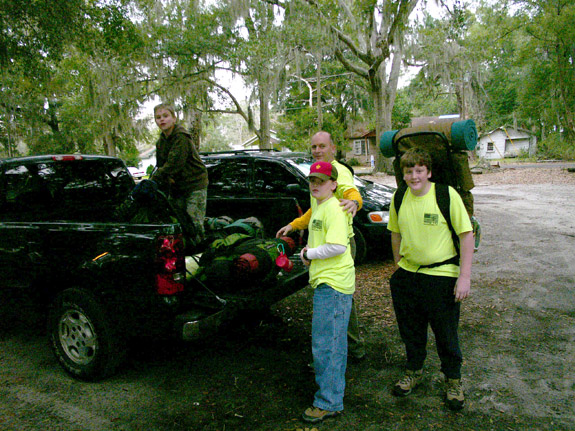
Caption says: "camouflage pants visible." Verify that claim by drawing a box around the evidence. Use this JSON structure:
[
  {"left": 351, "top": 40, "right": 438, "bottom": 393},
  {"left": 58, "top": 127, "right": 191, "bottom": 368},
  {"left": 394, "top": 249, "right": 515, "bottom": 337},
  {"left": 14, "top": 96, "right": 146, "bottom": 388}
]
[{"left": 169, "top": 188, "right": 207, "bottom": 244}]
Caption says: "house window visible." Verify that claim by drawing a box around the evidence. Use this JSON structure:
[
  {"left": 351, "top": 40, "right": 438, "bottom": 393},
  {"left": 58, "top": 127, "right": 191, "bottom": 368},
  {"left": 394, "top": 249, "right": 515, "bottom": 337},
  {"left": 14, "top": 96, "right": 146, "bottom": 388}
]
[
  {"left": 353, "top": 139, "right": 366, "bottom": 156},
  {"left": 487, "top": 142, "right": 494, "bottom": 152}
]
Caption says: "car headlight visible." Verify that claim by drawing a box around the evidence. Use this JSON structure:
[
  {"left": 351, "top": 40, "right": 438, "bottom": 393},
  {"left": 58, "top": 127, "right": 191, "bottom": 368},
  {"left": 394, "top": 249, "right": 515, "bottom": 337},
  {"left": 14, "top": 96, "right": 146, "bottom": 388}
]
[{"left": 367, "top": 211, "right": 389, "bottom": 224}]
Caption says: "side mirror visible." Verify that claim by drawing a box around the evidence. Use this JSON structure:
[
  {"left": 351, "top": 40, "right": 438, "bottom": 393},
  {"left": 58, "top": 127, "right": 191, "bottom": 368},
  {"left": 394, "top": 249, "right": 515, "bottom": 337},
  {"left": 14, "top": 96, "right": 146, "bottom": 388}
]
[{"left": 286, "top": 184, "right": 306, "bottom": 195}]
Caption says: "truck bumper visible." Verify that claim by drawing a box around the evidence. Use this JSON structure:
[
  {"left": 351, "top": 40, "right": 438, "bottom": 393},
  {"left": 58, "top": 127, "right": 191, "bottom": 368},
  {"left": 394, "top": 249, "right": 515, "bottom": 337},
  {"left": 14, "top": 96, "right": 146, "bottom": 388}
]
[
  {"left": 178, "top": 308, "right": 231, "bottom": 341},
  {"left": 177, "top": 257, "right": 308, "bottom": 341}
]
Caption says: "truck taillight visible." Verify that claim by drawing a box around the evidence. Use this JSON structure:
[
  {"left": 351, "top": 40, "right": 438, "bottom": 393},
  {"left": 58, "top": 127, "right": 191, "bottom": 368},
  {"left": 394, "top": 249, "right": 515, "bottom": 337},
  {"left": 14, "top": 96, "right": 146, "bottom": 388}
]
[{"left": 155, "top": 234, "right": 185, "bottom": 295}]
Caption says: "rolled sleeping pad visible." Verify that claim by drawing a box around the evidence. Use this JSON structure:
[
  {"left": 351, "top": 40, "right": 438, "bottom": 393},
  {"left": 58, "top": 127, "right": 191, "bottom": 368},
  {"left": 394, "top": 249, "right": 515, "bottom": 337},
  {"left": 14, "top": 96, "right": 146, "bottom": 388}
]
[
  {"left": 450, "top": 119, "right": 478, "bottom": 151},
  {"left": 232, "top": 246, "right": 273, "bottom": 278},
  {"left": 234, "top": 253, "right": 259, "bottom": 274},
  {"left": 380, "top": 129, "right": 400, "bottom": 157}
]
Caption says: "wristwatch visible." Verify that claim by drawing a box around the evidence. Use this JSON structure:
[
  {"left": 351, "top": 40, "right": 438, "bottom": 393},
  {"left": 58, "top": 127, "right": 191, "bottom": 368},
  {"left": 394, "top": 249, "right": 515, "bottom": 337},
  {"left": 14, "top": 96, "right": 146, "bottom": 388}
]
[
  {"left": 352, "top": 200, "right": 360, "bottom": 209},
  {"left": 303, "top": 250, "right": 310, "bottom": 261}
]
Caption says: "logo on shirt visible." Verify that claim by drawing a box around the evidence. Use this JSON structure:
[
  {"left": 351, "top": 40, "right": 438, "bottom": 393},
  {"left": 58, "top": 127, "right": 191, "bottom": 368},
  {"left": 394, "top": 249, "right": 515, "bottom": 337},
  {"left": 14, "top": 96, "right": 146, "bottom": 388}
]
[
  {"left": 311, "top": 219, "right": 323, "bottom": 231},
  {"left": 424, "top": 213, "right": 439, "bottom": 225}
]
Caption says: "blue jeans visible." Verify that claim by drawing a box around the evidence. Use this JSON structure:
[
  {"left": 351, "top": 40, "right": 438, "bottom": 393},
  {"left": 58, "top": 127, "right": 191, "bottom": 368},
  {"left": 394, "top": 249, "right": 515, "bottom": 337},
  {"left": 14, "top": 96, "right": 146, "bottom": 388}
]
[{"left": 312, "top": 284, "right": 353, "bottom": 412}]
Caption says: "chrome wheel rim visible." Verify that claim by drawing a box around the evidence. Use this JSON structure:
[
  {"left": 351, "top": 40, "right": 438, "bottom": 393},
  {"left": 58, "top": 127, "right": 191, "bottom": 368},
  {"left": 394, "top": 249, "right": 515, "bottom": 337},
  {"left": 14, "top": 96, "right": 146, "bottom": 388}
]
[{"left": 58, "top": 310, "right": 98, "bottom": 365}]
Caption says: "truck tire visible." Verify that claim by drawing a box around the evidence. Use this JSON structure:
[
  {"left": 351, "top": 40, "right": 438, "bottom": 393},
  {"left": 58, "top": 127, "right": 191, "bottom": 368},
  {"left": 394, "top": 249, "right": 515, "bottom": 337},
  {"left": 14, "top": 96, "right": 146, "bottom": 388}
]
[{"left": 48, "top": 288, "right": 125, "bottom": 381}]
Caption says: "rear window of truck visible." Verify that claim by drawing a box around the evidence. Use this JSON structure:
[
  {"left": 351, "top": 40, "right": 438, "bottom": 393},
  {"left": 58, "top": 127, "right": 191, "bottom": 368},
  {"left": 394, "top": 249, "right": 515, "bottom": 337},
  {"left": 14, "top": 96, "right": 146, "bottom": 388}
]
[{"left": 0, "top": 159, "right": 134, "bottom": 222}]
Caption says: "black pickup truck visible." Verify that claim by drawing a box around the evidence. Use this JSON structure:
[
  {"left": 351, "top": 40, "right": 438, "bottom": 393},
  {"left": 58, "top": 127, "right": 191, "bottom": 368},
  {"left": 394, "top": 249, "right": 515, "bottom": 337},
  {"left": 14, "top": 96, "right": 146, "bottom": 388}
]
[{"left": 0, "top": 154, "right": 308, "bottom": 381}]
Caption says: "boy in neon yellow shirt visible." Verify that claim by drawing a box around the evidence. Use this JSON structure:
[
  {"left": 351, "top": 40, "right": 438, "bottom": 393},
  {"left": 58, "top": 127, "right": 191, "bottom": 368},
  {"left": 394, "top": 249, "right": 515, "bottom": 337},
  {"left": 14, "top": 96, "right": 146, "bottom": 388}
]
[
  {"left": 387, "top": 148, "right": 474, "bottom": 411},
  {"left": 276, "top": 131, "right": 365, "bottom": 360},
  {"left": 299, "top": 161, "right": 355, "bottom": 424}
]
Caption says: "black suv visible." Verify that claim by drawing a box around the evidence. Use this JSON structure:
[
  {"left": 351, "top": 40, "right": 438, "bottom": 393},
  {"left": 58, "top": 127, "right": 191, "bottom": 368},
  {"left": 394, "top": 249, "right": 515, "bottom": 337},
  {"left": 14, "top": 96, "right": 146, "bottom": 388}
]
[{"left": 201, "top": 150, "right": 395, "bottom": 262}]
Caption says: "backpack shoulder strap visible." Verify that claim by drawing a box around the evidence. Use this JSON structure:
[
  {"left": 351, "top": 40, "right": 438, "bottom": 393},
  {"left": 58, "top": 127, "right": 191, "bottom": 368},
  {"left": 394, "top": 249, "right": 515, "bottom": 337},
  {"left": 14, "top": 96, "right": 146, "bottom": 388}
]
[
  {"left": 435, "top": 183, "right": 459, "bottom": 255},
  {"left": 394, "top": 183, "right": 408, "bottom": 218}
]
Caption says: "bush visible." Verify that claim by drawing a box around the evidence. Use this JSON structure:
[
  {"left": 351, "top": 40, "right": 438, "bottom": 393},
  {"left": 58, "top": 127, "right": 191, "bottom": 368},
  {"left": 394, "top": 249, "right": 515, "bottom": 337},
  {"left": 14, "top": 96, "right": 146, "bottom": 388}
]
[
  {"left": 516, "top": 148, "right": 537, "bottom": 161},
  {"left": 347, "top": 158, "right": 360, "bottom": 166},
  {"left": 537, "top": 133, "right": 575, "bottom": 160}
]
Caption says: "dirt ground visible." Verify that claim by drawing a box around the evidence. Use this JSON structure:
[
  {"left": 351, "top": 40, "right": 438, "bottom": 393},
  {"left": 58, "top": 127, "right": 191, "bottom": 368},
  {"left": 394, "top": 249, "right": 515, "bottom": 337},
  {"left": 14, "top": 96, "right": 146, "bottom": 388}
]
[{"left": 1, "top": 164, "right": 575, "bottom": 431}]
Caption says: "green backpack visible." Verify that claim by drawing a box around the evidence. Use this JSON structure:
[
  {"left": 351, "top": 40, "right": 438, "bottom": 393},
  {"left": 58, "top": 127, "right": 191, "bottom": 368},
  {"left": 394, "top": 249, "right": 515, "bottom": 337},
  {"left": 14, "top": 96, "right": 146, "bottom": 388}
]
[
  {"left": 381, "top": 119, "right": 477, "bottom": 217},
  {"left": 381, "top": 120, "right": 481, "bottom": 251}
]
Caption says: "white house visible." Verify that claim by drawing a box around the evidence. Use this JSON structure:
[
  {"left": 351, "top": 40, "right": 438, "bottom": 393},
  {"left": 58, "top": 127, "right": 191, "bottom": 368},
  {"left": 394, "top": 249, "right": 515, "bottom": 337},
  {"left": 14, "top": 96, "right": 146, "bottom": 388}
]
[
  {"left": 233, "top": 130, "right": 281, "bottom": 150},
  {"left": 138, "top": 146, "right": 157, "bottom": 173},
  {"left": 477, "top": 126, "right": 537, "bottom": 160}
]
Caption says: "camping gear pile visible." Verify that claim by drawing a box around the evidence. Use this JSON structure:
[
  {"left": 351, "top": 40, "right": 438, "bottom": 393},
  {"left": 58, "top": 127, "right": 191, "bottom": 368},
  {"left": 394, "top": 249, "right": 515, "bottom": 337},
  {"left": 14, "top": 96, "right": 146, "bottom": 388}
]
[
  {"left": 115, "top": 182, "right": 301, "bottom": 292},
  {"left": 186, "top": 216, "right": 298, "bottom": 293}
]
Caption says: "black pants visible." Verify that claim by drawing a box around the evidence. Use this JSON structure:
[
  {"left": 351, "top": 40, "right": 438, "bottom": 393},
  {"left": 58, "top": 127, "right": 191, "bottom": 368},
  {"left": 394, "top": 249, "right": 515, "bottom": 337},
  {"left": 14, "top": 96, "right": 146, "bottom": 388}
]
[{"left": 390, "top": 268, "right": 462, "bottom": 379}]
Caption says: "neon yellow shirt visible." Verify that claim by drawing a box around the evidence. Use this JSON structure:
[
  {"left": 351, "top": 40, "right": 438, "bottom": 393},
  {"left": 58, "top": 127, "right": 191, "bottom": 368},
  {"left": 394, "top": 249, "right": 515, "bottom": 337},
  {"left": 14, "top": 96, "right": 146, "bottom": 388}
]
[
  {"left": 388, "top": 183, "right": 472, "bottom": 277},
  {"left": 308, "top": 196, "right": 355, "bottom": 294}
]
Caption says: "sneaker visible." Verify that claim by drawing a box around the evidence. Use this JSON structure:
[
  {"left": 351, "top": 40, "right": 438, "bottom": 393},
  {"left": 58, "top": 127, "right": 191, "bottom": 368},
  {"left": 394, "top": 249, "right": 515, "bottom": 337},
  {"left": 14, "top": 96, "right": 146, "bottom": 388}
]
[
  {"left": 301, "top": 406, "right": 341, "bottom": 423},
  {"left": 445, "top": 378, "right": 465, "bottom": 411},
  {"left": 393, "top": 369, "right": 423, "bottom": 397}
]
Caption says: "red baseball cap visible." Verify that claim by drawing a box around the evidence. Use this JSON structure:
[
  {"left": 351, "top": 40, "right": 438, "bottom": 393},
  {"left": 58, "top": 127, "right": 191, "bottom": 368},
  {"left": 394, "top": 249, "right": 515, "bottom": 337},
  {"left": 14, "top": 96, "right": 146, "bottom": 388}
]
[{"left": 308, "top": 161, "right": 338, "bottom": 181}]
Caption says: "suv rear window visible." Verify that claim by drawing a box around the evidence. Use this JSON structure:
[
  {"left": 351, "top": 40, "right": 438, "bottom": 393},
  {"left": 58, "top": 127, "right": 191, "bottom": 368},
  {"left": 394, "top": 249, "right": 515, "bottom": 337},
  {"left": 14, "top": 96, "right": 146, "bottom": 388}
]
[
  {"left": 253, "top": 160, "right": 303, "bottom": 194},
  {"left": 0, "top": 159, "right": 133, "bottom": 222},
  {"left": 205, "top": 158, "right": 250, "bottom": 196}
]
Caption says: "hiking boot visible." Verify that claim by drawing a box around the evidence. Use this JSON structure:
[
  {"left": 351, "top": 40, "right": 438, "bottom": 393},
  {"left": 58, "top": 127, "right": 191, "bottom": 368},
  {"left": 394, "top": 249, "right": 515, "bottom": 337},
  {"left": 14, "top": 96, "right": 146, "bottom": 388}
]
[
  {"left": 393, "top": 369, "right": 423, "bottom": 397},
  {"left": 301, "top": 406, "right": 341, "bottom": 423},
  {"left": 445, "top": 378, "right": 465, "bottom": 411}
]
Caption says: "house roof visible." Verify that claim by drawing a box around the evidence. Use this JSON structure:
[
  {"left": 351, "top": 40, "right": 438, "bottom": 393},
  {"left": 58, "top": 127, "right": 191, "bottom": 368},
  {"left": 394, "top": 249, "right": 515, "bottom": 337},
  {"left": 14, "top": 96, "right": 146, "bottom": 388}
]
[
  {"left": 240, "top": 130, "right": 280, "bottom": 148},
  {"left": 344, "top": 124, "right": 375, "bottom": 139},
  {"left": 480, "top": 125, "right": 534, "bottom": 138}
]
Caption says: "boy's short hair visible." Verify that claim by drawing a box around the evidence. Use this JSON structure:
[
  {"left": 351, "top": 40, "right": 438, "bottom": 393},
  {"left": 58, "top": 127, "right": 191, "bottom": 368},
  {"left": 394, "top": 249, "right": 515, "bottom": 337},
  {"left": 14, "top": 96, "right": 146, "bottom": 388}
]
[
  {"left": 400, "top": 148, "right": 433, "bottom": 171},
  {"left": 153, "top": 103, "right": 177, "bottom": 118}
]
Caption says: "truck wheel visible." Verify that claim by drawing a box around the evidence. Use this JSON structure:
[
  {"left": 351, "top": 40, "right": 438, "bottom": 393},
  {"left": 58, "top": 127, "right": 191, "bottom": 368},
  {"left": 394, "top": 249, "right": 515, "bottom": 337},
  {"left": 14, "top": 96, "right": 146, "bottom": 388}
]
[
  {"left": 48, "top": 288, "right": 125, "bottom": 381},
  {"left": 352, "top": 226, "right": 367, "bottom": 264}
]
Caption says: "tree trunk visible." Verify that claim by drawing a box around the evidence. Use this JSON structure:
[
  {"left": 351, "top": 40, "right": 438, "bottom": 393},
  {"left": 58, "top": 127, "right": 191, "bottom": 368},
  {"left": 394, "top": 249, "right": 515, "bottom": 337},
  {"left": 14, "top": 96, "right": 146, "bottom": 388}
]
[
  {"left": 104, "top": 133, "right": 116, "bottom": 157},
  {"left": 373, "top": 90, "right": 394, "bottom": 174},
  {"left": 259, "top": 86, "right": 272, "bottom": 149},
  {"left": 557, "top": 42, "right": 575, "bottom": 140},
  {"left": 456, "top": 83, "right": 467, "bottom": 119},
  {"left": 316, "top": 57, "right": 322, "bottom": 129},
  {"left": 372, "top": 54, "right": 401, "bottom": 174},
  {"left": 187, "top": 108, "right": 202, "bottom": 150}
]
